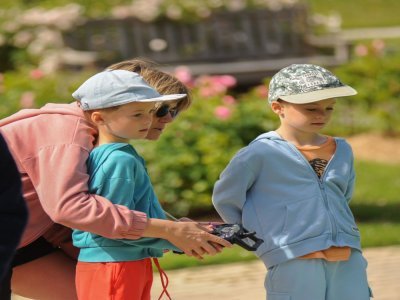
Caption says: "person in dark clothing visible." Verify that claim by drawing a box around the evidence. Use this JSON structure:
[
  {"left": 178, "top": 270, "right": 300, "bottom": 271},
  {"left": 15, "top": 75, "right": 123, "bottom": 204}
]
[{"left": 0, "top": 133, "right": 28, "bottom": 298}]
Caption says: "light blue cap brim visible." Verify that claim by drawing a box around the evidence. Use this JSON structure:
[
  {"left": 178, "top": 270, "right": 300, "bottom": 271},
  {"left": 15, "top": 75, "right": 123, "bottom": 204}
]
[{"left": 72, "top": 69, "right": 187, "bottom": 110}]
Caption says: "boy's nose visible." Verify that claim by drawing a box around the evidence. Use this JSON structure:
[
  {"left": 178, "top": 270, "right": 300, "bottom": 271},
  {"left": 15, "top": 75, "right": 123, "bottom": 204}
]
[
  {"left": 144, "top": 115, "right": 153, "bottom": 125},
  {"left": 316, "top": 110, "right": 328, "bottom": 118}
]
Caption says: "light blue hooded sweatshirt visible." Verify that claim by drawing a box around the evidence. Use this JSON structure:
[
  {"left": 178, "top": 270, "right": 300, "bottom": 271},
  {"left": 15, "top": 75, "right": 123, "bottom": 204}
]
[
  {"left": 212, "top": 131, "right": 361, "bottom": 268},
  {"left": 73, "top": 143, "right": 180, "bottom": 262}
]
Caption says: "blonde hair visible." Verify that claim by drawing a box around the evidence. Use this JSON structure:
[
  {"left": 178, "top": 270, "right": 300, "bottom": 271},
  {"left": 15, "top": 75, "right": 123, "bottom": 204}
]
[{"left": 107, "top": 58, "right": 192, "bottom": 112}]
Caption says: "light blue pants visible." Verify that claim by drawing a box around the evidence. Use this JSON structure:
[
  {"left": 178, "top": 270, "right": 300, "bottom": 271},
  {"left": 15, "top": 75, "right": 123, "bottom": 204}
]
[{"left": 265, "top": 250, "right": 372, "bottom": 300}]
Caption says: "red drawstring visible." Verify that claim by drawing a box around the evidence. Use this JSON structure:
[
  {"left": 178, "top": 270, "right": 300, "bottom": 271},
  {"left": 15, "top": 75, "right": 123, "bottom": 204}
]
[{"left": 153, "top": 258, "right": 172, "bottom": 300}]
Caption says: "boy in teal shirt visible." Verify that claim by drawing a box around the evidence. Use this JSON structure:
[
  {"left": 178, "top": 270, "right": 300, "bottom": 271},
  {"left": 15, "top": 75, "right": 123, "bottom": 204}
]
[{"left": 72, "top": 69, "right": 185, "bottom": 300}]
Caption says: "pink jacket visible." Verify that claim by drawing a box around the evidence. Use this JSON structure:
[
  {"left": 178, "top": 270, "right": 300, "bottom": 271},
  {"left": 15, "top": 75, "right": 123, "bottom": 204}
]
[{"left": 0, "top": 103, "right": 147, "bottom": 247}]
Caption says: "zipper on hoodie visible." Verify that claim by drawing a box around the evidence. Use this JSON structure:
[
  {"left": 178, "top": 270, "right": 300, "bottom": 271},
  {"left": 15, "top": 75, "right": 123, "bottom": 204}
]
[
  {"left": 285, "top": 141, "right": 339, "bottom": 243},
  {"left": 319, "top": 142, "right": 339, "bottom": 243}
]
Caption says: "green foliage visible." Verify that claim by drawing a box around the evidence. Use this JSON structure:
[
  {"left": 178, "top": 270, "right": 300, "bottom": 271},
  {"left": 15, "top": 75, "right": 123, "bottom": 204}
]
[
  {"left": 307, "top": 0, "right": 400, "bottom": 28},
  {"left": 0, "top": 0, "right": 300, "bottom": 20},
  {"left": 0, "top": 67, "right": 94, "bottom": 117},
  {"left": 330, "top": 50, "right": 400, "bottom": 135},
  {"left": 0, "top": 0, "right": 130, "bottom": 17},
  {"left": 358, "top": 223, "right": 400, "bottom": 248}
]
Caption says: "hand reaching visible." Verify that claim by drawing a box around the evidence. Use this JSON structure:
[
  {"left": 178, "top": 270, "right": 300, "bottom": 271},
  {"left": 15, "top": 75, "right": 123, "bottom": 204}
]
[{"left": 165, "top": 221, "right": 232, "bottom": 259}]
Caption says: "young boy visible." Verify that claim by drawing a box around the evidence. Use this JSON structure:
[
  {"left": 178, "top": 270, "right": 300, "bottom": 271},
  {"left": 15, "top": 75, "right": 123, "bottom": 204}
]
[
  {"left": 71, "top": 69, "right": 186, "bottom": 300},
  {"left": 212, "top": 64, "right": 373, "bottom": 300}
]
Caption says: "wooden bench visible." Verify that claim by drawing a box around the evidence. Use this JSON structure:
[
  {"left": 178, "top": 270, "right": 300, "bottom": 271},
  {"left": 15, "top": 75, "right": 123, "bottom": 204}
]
[{"left": 62, "top": 5, "right": 347, "bottom": 84}]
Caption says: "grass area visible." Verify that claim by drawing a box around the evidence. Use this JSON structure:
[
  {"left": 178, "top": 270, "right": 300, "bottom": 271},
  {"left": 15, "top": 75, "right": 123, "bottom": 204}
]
[
  {"left": 352, "top": 160, "right": 400, "bottom": 223},
  {"left": 156, "top": 159, "right": 400, "bottom": 270},
  {"left": 353, "top": 160, "right": 400, "bottom": 206},
  {"left": 359, "top": 222, "right": 400, "bottom": 247},
  {"left": 307, "top": 0, "right": 400, "bottom": 28}
]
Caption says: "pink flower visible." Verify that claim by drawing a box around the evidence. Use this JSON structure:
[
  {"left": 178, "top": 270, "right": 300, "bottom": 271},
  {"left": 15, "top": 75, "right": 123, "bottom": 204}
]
[
  {"left": 255, "top": 85, "right": 269, "bottom": 98},
  {"left": 199, "top": 86, "right": 218, "bottom": 98},
  {"left": 20, "top": 91, "right": 36, "bottom": 108},
  {"left": 215, "top": 75, "right": 237, "bottom": 88},
  {"left": 195, "top": 74, "right": 236, "bottom": 98},
  {"left": 195, "top": 75, "right": 214, "bottom": 87},
  {"left": 372, "top": 39, "right": 385, "bottom": 54},
  {"left": 223, "top": 95, "right": 236, "bottom": 105},
  {"left": 30, "top": 69, "right": 44, "bottom": 80},
  {"left": 354, "top": 44, "right": 368, "bottom": 57},
  {"left": 214, "top": 106, "right": 232, "bottom": 120},
  {"left": 174, "top": 66, "right": 193, "bottom": 86}
]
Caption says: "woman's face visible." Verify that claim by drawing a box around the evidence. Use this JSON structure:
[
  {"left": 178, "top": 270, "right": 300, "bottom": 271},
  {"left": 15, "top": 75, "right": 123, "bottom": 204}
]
[{"left": 146, "top": 101, "right": 179, "bottom": 140}]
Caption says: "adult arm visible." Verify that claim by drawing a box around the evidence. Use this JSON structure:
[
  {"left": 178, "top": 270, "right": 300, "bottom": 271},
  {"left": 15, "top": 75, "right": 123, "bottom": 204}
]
[
  {"left": 32, "top": 145, "right": 230, "bottom": 257},
  {"left": 30, "top": 144, "right": 147, "bottom": 240}
]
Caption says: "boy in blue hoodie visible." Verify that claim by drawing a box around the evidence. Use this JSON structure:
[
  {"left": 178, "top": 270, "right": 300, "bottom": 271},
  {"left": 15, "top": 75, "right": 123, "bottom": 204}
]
[
  {"left": 212, "top": 64, "right": 372, "bottom": 300},
  {"left": 71, "top": 69, "right": 188, "bottom": 300}
]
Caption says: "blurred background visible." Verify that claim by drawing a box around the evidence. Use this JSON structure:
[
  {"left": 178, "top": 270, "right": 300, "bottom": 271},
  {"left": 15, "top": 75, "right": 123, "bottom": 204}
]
[{"left": 1, "top": 0, "right": 399, "bottom": 269}]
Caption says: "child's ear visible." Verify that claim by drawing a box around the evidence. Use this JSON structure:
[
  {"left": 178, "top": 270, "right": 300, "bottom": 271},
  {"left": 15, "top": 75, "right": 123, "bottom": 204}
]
[
  {"left": 90, "top": 111, "right": 106, "bottom": 125},
  {"left": 271, "top": 101, "right": 284, "bottom": 116}
]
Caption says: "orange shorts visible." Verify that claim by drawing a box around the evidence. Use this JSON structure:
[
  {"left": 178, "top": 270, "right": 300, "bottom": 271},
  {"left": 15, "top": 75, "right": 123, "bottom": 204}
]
[{"left": 75, "top": 258, "right": 153, "bottom": 300}]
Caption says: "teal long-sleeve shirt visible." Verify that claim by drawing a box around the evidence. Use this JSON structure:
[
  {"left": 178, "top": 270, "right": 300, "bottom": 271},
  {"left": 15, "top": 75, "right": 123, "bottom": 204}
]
[{"left": 73, "top": 143, "right": 180, "bottom": 262}]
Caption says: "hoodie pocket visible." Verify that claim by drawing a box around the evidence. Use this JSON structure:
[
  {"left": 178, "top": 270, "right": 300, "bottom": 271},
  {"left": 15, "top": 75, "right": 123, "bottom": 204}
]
[
  {"left": 280, "top": 196, "right": 330, "bottom": 245},
  {"left": 243, "top": 201, "right": 286, "bottom": 251}
]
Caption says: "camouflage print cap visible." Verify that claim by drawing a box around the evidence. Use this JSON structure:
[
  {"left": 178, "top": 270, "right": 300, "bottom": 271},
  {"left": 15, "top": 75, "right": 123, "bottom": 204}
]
[{"left": 268, "top": 64, "right": 357, "bottom": 104}]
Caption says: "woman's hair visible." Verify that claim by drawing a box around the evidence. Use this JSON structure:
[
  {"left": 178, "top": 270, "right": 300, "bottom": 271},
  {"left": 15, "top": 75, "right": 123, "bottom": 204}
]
[{"left": 107, "top": 58, "right": 192, "bottom": 112}]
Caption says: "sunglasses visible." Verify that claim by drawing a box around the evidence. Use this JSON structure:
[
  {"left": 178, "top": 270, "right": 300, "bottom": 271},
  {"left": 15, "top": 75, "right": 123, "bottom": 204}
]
[{"left": 155, "top": 104, "right": 179, "bottom": 118}]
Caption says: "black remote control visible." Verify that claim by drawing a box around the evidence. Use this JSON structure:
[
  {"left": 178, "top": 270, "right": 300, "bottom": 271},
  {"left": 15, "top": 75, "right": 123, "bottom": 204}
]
[
  {"left": 173, "top": 223, "right": 263, "bottom": 254},
  {"left": 211, "top": 224, "right": 263, "bottom": 251}
]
